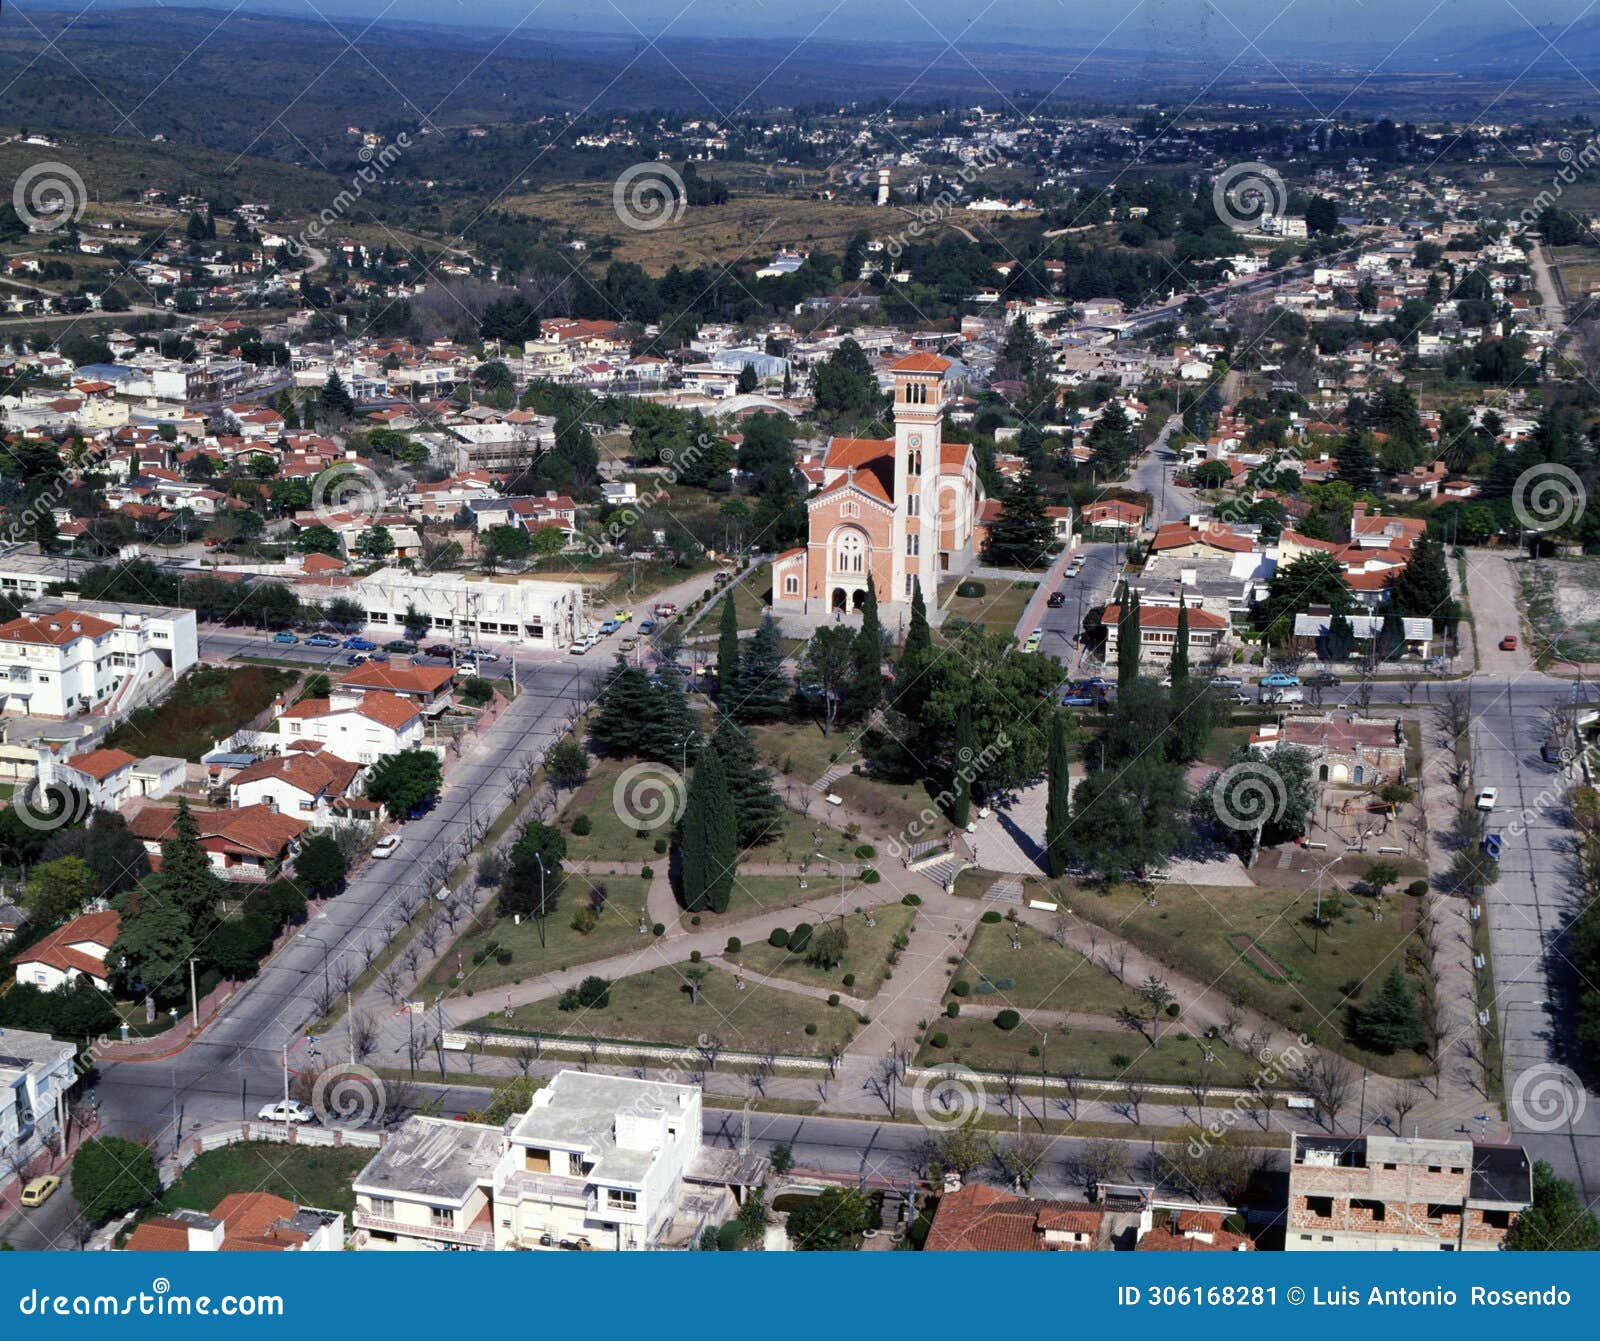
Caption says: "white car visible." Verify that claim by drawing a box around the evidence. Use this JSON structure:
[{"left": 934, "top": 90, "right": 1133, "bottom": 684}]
[
  {"left": 257, "top": 1100, "right": 315, "bottom": 1124},
  {"left": 372, "top": 835, "right": 402, "bottom": 859},
  {"left": 1475, "top": 788, "right": 1499, "bottom": 811}
]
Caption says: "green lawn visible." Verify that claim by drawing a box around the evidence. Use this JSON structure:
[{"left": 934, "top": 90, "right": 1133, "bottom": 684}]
[
  {"left": 104, "top": 664, "right": 300, "bottom": 761},
  {"left": 1055, "top": 878, "right": 1431, "bottom": 1077},
  {"left": 752, "top": 719, "right": 860, "bottom": 784},
  {"left": 732, "top": 564, "right": 774, "bottom": 630},
  {"left": 434, "top": 876, "right": 655, "bottom": 994},
  {"left": 957, "top": 920, "right": 1145, "bottom": 1017},
  {"left": 938, "top": 578, "right": 1038, "bottom": 638},
  {"left": 480, "top": 962, "right": 856, "bottom": 1056},
  {"left": 736, "top": 904, "right": 916, "bottom": 999},
  {"left": 153, "top": 1142, "right": 370, "bottom": 1217},
  {"left": 922, "top": 1017, "right": 1269, "bottom": 1088},
  {"left": 830, "top": 772, "right": 945, "bottom": 840}
]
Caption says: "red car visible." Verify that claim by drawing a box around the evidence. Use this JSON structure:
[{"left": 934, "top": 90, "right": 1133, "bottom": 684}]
[{"left": 1500, "top": 634, "right": 1518, "bottom": 651}]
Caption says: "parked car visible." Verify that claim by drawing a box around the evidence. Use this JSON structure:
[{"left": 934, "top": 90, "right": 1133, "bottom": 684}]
[
  {"left": 19, "top": 1175, "right": 60, "bottom": 1208},
  {"left": 1476, "top": 787, "right": 1499, "bottom": 811},
  {"left": 425, "top": 644, "right": 454, "bottom": 659},
  {"left": 654, "top": 603, "right": 678, "bottom": 617},
  {"left": 618, "top": 637, "right": 639, "bottom": 652},
  {"left": 1023, "top": 630, "right": 1043, "bottom": 652},
  {"left": 1061, "top": 693, "right": 1096, "bottom": 707},
  {"left": 257, "top": 1100, "right": 315, "bottom": 1124},
  {"left": 713, "top": 572, "right": 732, "bottom": 587},
  {"left": 1226, "top": 691, "right": 1252, "bottom": 704},
  {"left": 366, "top": 652, "right": 389, "bottom": 664},
  {"left": 1305, "top": 671, "right": 1342, "bottom": 687},
  {"left": 272, "top": 631, "right": 300, "bottom": 644},
  {"left": 372, "top": 835, "right": 402, "bottom": 859},
  {"left": 598, "top": 620, "right": 621, "bottom": 636},
  {"left": 345, "top": 654, "right": 369, "bottom": 666},
  {"left": 1210, "top": 675, "right": 1243, "bottom": 688},
  {"left": 1260, "top": 686, "right": 1304, "bottom": 704},
  {"left": 306, "top": 634, "right": 339, "bottom": 648},
  {"left": 1261, "top": 672, "right": 1301, "bottom": 688},
  {"left": 342, "top": 637, "right": 377, "bottom": 651},
  {"left": 1076, "top": 677, "right": 1111, "bottom": 691},
  {"left": 1500, "top": 634, "right": 1519, "bottom": 651},
  {"left": 385, "top": 640, "right": 418, "bottom": 654},
  {"left": 1046, "top": 591, "right": 1066, "bottom": 608},
  {"left": 639, "top": 619, "right": 657, "bottom": 634},
  {"left": 613, "top": 609, "right": 632, "bottom": 623},
  {"left": 569, "top": 640, "right": 589, "bottom": 655}
]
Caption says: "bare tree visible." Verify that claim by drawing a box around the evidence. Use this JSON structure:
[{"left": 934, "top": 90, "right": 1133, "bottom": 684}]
[
  {"left": 994, "top": 1128, "right": 1050, "bottom": 1191},
  {"left": 1296, "top": 1053, "right": 1356, "bottom": 1132},
  {"left": 1119, "top": 1077, "right": 1148, "bottom": 1126},
  {"left": 1057, "top": 1070, "right": 1083, "bottom": 1122},
  {"left": 379, "top": 965, "right": 406, "bottom": 1006},
  {"left": 1076, "top": 1137, "right": 1125, "bottom": 1194},
  {"left": 350, "top": 1010, "right": 380, "bottom": 1061},
  {"left": 513, "top": 1045, "right": 536, "bottom": 1079}
]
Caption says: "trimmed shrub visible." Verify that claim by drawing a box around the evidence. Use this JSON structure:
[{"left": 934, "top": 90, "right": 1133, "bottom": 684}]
[
  {"left": 1406, "top": 880, "right": 1429, "bottom": 896},
  {"left": 902, "top": 894, "right": 922, "bottom": 906},
  {"left": 956, "top": 580, "right": 986, "bottom": 598},
  {"left": 652, "top": 922, "right": 665, "bottom": 936},
  {"left": 841, "top": 973, "right": 855, "bottom": 988},
  {"left": 946, "top": 1000, "right": 960, "bottom": 1018},
  {"left": 571, "top": 814, "right": 592, "bottom": 836},
  {"left": 654, "top": 837, "right": 668, "bottom": 854},
  {"left": 689, "top": 949, "right": 702, "bottom": 963},
  {"left": 928, "top": 1032, "right": 949, "bottom": 1048},
  {"left": 951, "top": 979, "right": 971, "bottom": 996},
  {"left": 769, "top": 927, "right": 790, "bottom": 949},
  {"left": 854, "top": 844, "right": 876, "bottom": 859},
  {"left": 1165, "top": 1001, "right": 1181, "bottom": 1017},
  {"left": 827, "top": 993, "right": 840, "bottom": 1006},
  {"left": 788, "top": 922, "right": 814, "bottom": 953},
  {"left": 804, "top": 1022, "right": 818, "bottom": 1036},
  {"left": 725, "top": 937, "right": 742, "bottom": 955},
  {"left": 995, "top": 1009, "right": 1021, "bottom": 1031},
  {"left": 716, "top": 1221, "right": 742, "bottom": 1252},
  {"left": 861, "top": 868, "right": 880, "bottom": 885},
  {"left": 980, "top": 910, "right": 1002, "bottom": 924}
]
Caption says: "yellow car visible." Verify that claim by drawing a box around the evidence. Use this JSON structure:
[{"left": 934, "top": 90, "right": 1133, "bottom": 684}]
[
  {"left": 20, "top": 1174, "right": 60, "bottom": 1208},
  {"left": 1023, "top": 630, "right": 1044, "bottom": 652},
  {"left": 613, "top": 609, "right": 632, "bottom": 622}
]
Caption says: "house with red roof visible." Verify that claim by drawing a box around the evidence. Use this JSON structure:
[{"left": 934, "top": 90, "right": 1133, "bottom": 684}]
[
  {"left": 924, "top": 1183, "right": 1106, "bottom": 1251},
  {"left": 128, "top": 804, "right": 308, "bottom": 882},
  {"left": 275, "top": 688, "right": 424, "bottom": 762},
  {"left": 1103, "top": 600, "right": 1228, "bottom": 667},
  {"left": 227, "top": 750, "right": 364, "bottom": 819},
  {"left": 125, "top": 1192, "right": 345, "bottom": 1252},
  {"left": 1080, "top": 498, "right": 1148, "bottom": 534},
  {"left": 339, "top": 659, "right": 454, "bottom": 712},
  {"left": 11, "top": 909, "right": 119, "bottom": 991}
]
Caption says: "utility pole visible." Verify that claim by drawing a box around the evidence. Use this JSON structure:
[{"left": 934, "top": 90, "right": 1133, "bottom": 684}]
[{"left": 188, "top": 957, "right": 198, "bottom": 1032}]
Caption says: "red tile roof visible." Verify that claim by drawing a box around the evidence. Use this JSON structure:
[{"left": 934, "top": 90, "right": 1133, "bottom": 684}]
[
  {"left": 1103, "top": 603, "right": 1227, "bottom": 631},
  {"left": 889, "top": 352, "right": 951, "bottom": 374},
  {"left": 924, "top": 1183, "right": 1102, "bottom": 1251},
  {"left": 230, "top": 751, "right": 361, "bottom": 798},
  {"left": 340, "top": 662, "right": 454, "bottom": 696},
  {"left": 11, "top": 910, "right": 119, "bottom": 980},
  {"left": 63, "top": 747, "right": 138, "bottom": 782},
  {"left": 0, "top": 611, "right": 116, "bottom": 646},
  {"left": 128, "top": 805, "right": 308, "bottom": 860},
  {"left": 279, "top": 690, "right": 420, "bottom": 731}
]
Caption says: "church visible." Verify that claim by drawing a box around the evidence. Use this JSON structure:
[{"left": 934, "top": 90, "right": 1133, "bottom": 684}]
[{"left": 771, "top": 352, "right": 985, "bottom": 623}]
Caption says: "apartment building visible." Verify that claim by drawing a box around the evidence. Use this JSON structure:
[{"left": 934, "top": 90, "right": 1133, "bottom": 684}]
[
  {"left": 0, "top": 1027, "right": 77, "bottom": 1178},
  {"left": 1286, "top": 1133, "right": 1532, "bottom": 1251},
  {"left": 351, "top": 568, "right": 587, "bottom": 649},
  {"left": 353, "top": 1071, "right": 760, "bottom": 1252},
  {"left": 0, "top": 599, "right": 198, "bottom": 720}
]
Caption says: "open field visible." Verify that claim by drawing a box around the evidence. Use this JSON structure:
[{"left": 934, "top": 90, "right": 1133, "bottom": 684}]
[
  {"left": 736, "top": 904, "right": 916, "bottom": 999},
  {"left": 956, "top": 920, "right": 1145, "bottom": 1017},
  {"left": 104, "top": 664, "right": 299, "bottom": 761},
  {"left": 1519, "top": 559, "right": 1600, "bottom": 664},
  {"left": 938, "top": 578, "right": 1038, "bottom": 638},
  {"left": 1054, "top": 877, "right": 1432, "bottom": 1077},
  {"left": 433, "top": 875, "right": 655, "bottom": 995},
  {"left": 479, "top": 962, "right": 857, "bottom": 1056}
]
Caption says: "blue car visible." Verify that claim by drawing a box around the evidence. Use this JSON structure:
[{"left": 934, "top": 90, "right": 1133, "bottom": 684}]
[
  {"left": 272, "top": 631, "right": 299, "bottom": 644},
  {"left": 1261, "top": 672, "right": 1301, "bottom": 688},
  {"left": 306, "top": 634, "right": 339, "bottom": 648},
  {"left": 343, "top": 637, "right": 377, "bottom": 651},
  {"left": 1061, "top": 693, "right": 1096, "bottom": 707}
]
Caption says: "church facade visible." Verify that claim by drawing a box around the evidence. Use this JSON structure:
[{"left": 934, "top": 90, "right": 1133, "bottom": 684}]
[{"left": 771, "top": 353, "right": 984, "bottom": 621}]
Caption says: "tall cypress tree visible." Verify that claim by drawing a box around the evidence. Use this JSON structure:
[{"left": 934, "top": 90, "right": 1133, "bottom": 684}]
[
  {"left": 716, "top": 592, "right": 741, "bottom": 702},
  {"left": 849, "top": 573, "right": 884, "bottom": 715},
  {"left": 1171, "top": 598, "right": 1190, "bottom": 687},
  {"left": 902, "top": 577, "right": 932, "bottom": 664},
  {"left": 950, "top": 697, "right": 976, "bottom": 827},
  {"left": 711, "top": 717, "right": 782, "bottom": 846},
  {"left": 1117, "top": 587, "right": 1141, "bottom": 691},
  {"left": 732, "top": 615, "right": 789, "bottom": 721},
  {"left": 1045, "top": 711, "right": 1072, "bottom": 878},
  {"left": 677, "top": 749, "right": 737, "bottom": 914}
]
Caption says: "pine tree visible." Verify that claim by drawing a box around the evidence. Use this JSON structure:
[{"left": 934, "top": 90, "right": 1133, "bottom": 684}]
[
  {"left": 1171, "top": 599, "right": 1190, "bottom": 687},
  {"left": 949, "top": 698, "right": 976, "bottom": 827},
  {"left": 588, "top": 661, "right": 656, "bottom": 757},
  {"left": 984, "top": 478, "right": 1058, "bottom": 568},
  {"left": 637, "top": 669, "right": 702, "bottom": 766},
  {"left": 902, "top": 578, "right": 932, "bottom": 664},
  {"left": 1352, "top": 965, "right": 1424, "bottom": 1054},
  {"left": 732, "top": 615, "right": 789, "bottom": 721},
  {"left": 848, "top": 573, "right": 884, "bottom": 716},
  {"left": 1335, "top": 427, "right": 1380, "bottom": 494},
  {"left": 677, "top": 749, "right": 737, "bottom": 914},
  {"left": 1327, "top": 609, "right": 1356, "bottom": 662},
  {"left": 1117, "top": 587, "right": 1141, "bottom": 691},
  {"left": 1044, "top": 711, "right": 1072, "bottom": 878},
  {"left": 711, "top": 718, "right": 782, "bottom": 847},
  {"left": 716, "top": 593, "right": 741, "bottom": 704},
  {"left": 147, "top": 799, "right": 225, "bottom": 942},
  {"left": 1389, "top": 532, "right": 1454, "bottom": 622}
]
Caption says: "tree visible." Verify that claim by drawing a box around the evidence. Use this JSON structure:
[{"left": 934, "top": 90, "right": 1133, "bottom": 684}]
[
  {"left": 587, "top": 661, "right": 699, "bottom": 766},
  {"left": 295, "top": 834, "right": 348, "bottom": 899},
  {"left": 732, "top": 615, "right": 789, "bottom": 722},
  {"left": 319, "top": 370, "right": 355, "bottom": 418},
  {"left": 786, "top": 1187, "right": 876, "bottom": 1249},
  {"left": 1138, "top": 975, "right": 1175, "bottom": 1046},
  {"left": 984, "top": 477, "right": 1058, "bottom": 568},
  {"left": 1263, "top": 552, "right": 1353, "bottom": 634},
  {"left": 498, "top": 821, "right": 566, "bottom": 921},
  {"left": 1326, "top": 609, "right": 1356, "bottom": 662},
  {"left": 72, "top": 1136, "right": 159, "bottom": 1222},
  {"left": 1391, "top": 533, "right": 1453, "bottom": 622},
  {"left": 545, "top": 737, "right": 589, "bottom": 796},
  {"left": 902, "top": 578, "right": 932, "bottom": 664},
  {"left": 710, "top": 717, "right": 781, "bottom": 847},
  {"left": 848, "top": 573, "right": 884, "bottom": 716},
  {"left": 365, "top": 749, "right": 443, "bottom": 818},
  {"left": 1505, "top": 1161, "right": 1600, "bottom": 1250},
  {"left": 716, "top": 592, "right": 741, "bottom": 704},
  {"left": 1116, "top": 587, "right": 1141, "bottom": 691},
  {"left": 949, "top": 698, "right": 975, "bottom": 828},
  {"left": 24, "top": 855, "right": 94, "bottom": 924},
  {"left": 1044, "top": 712, "right": 1072, "bottom": 878},
  {"left": 402, "top": 604, "right": 429, "bottom": 643},
  {"left": 797, "top": 626, "right": 857, "bottom": 735},
  {"left": 296, "top": 523, "right": 342, "bottom": 557},
  {"left": 325, "top": 597, "right": 366, "bottom": 632},
  {"left": 1072, "top": 753, "right": 1188, "bottom": 879},
  {"left": 676, "top": 749, "right": 737, "bottom": 914},
  {"left": 1171, "top": 599, "right": 1190, "bottom": 687},
  {"left": 1351, "top": 965, "right": 1425, "bottom": 1054},
  {"left": 142, "top": 799, "right": 226, "bottom": 940},
  {"left": 1335, "top": 427, "right": 1380, "bottom": 494},
  {"left": 481, "top": 525, "right": 532, "bottom": 571}
]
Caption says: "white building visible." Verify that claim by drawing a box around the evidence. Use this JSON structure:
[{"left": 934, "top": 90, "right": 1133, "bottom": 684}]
[
  {"left": 0, "top": 599, "right": 198, "bottom": 719},
  {"left": 0, "top": 1027, "right": 77, "bottom": 1179},
  {"left": 228, "top": 750, "right": 364, "bottom": 818},
  {"left": 351, "top": 568, "right": 587, "bottom": 648},
  {"left": 353, "top": 1071, "right": 762, "bottom": 1251},
  {"left": 275, "top": 689, "right": 424, "bottom": 763}
]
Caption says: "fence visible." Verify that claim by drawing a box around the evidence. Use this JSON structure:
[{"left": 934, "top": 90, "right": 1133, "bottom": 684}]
[{"left": 443, "top": 1028, "right": 832, "bottom": 1075}]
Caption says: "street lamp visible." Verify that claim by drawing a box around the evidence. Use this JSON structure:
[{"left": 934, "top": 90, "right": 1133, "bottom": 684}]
[{"left": 532, "top": 852, "right": 547, "bottom": 949}]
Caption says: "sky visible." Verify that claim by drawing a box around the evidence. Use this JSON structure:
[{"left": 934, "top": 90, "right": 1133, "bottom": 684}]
[{"left": 45, "top": 0, "right": 1600, "bottom": 51}]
